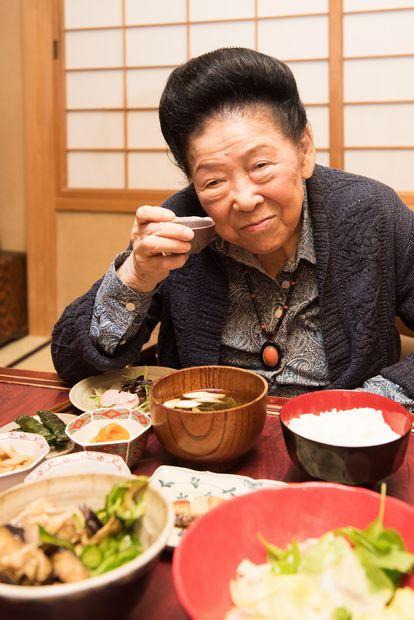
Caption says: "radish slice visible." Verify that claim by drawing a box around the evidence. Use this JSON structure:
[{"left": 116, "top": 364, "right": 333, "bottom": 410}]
[
  {"left": 100, "top": 389, "right": 139, "bottom": 408},
  {"left": 182, "top": 391, "right": 226, "bottom": 400}
]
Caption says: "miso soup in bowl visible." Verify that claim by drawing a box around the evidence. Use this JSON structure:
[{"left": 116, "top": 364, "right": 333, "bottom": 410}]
[{"left": 150, "top": 366, "right": 268, "bottom": 466}]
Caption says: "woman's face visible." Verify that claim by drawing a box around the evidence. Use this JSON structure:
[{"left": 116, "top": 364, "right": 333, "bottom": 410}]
[{"left": 188, "top": 107, "right": 316, "bottom": 259}]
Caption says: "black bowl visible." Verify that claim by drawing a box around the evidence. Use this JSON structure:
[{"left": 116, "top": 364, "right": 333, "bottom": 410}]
[{"left": 280, "top": 390, "right": 412, "bottom": 485}]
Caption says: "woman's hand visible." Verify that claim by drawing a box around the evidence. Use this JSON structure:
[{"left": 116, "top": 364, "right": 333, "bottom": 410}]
[{"left": 117, "top": 205, "right": 194, "bottom": 292}]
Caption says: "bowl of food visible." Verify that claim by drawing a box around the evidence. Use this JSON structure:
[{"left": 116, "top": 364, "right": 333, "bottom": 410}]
[
  {"left": 65, "top": 408, "right": 151, "bottom": 468},
  {"left": 279, "top": 390, "right": 412, "bottom": 485},
  {"left": 0, "top": 474, "right": 174, "bottom": 619},
  {"left": 173, "top": 484, "right": 414, "bottom": 619},
  {"left": 0, "top": 432, "right": 50, "bottom": 493},
  {"left": 150, "top": 365, "right": 268, "bottom": 466}
]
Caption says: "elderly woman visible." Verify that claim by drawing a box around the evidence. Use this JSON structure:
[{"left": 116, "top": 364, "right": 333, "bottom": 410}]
[{"left": 52, "top": 48, "right": 414, "bottom": 408}]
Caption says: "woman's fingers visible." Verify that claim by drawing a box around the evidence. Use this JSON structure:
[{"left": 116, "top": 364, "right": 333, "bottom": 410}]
[
  {"left": 140, "top": 253, "right": 189, "bottom": 272},
  {"left": 135, "top": 205, "right": 176, "bottom": 224},
  {"left": 122, "top": 204, "right": 194, "bottom": 292},
  {"left": 137, "top": 236, "right": 192, "bottom": 257},
  {"left": 144, "top": 221, "right": 194, "bottom": 241}
]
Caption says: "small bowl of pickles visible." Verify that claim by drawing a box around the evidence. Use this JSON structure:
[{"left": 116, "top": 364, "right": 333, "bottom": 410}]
[{"left": 65, "top": 407, "right": 151, "bottom": 468}]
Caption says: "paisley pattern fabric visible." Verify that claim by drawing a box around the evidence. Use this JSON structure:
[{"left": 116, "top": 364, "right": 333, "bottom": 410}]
[
  {"left": 215, "top": 192, "right": 330, "bottom": 397},
  {"left": 90, "top": 188, "right": 413, "bottom": 408}
]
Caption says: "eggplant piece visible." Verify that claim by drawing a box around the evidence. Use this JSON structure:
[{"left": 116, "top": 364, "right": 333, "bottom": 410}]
[
  {"left": 80, "top": 504, "right": 103, "bottom": 536},
  {"left": 37, "top": 410, "right": 68, "bottom": 445},
  {"left": 4, "top": 524, "right": 25, "bottom": 542},
  {"left": 15, "top": 416, "right": 53, "bottom": 444}
]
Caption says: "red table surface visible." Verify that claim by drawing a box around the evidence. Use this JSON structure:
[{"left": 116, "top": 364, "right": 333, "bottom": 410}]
[{"left": 0, "top": 369, "right": 413, "bottom": 619}]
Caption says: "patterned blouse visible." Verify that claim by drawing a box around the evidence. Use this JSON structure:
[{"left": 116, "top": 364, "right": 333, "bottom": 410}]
[{"left": 90, "top": 191, "right": 414, "bottom": 407}]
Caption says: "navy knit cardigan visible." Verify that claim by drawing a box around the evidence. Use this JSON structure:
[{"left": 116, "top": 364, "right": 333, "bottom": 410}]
[{"left": 51, "top": 166, "right": 414, "bottom": 397}]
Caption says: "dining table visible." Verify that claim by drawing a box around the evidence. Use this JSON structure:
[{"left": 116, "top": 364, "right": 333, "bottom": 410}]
[{"left": 0, "top": 366, "right": 413, "bottom": 620}]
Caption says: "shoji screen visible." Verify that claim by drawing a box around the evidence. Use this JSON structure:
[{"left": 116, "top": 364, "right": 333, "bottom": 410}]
[
  {"left": 343, "top": 1, "right": 414, "bottom": 192},
  {"left": 62, "top": 0, "right": 329, "bottom": 195}
]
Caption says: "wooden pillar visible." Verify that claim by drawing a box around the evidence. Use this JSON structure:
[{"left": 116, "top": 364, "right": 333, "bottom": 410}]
[
  {"left": 329, "top": 0, "right": 344, "bottom": 169},
  {"left": 21, "top": 0, "right": 57, "bottom": 335}
]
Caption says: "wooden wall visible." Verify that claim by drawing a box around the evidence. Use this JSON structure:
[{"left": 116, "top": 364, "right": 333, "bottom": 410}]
[{"left": 0, "top": 0, "right": 25, "bottom": 252}]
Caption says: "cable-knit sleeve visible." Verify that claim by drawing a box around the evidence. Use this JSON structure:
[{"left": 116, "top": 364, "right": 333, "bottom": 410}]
[
  {"left": 51, "top": 278, "right": 161, "bottom": 385},
  {"left": 380, "top": 192, "right": 414, "bottom": 398}
]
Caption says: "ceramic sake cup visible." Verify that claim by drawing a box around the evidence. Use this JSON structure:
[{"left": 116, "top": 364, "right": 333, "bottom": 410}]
[{"left": 173, "top": 216, "right": 216, "bottom": 254}]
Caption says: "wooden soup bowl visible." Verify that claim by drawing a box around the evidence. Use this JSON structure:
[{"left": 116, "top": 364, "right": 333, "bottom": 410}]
[{"left": 150, "top": 366, "right": 268, "bottom": 466}]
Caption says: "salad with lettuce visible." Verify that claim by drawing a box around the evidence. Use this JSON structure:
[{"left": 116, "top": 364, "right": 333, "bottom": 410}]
[{"left": 227, "top": 486, "right": 414, "bottom": 620}]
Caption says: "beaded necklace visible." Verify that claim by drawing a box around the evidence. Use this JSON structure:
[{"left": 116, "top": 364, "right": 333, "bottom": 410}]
[{"left": 245, "top": 269, "right": 297, "bottom": 369}]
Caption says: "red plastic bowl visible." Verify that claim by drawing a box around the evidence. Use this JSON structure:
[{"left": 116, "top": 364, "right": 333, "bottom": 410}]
[
  {"left": 280, "top": 390, "right": 412, "bottom": 485},
  {"left": 173, "top": 484, "right": 414, "bottom": 620}
]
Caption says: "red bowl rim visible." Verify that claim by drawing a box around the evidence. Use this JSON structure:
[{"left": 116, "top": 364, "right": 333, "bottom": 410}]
[
  {"left": 279, "top": 389, "right": 412, "bottom": 446},
  {"left": 172, "top": 482, "right": 414, "bottom": 619}
]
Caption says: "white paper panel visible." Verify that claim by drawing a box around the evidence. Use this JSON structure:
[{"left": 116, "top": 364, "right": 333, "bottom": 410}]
[
  {"left": 128, "top": 152, "right": 186, "bottom": 189},
  {"left": 316, "top": 151, "right": 330, "bottom": 167},
  {"left": 259, "top": 16, "right": 328, "bottom": 59},
  {"left": 65, "top": 30, "right": 123, "bottom": 69},
  {"left": 190, "top": 21, "right": 255, "bottom": 58},
  {"left": 125, "top": 0, "right": 186, "bottom": 25},
  {"left": 345, "top": 150, "right": 414, "bottom": 191},
  {"left": 286, "top": 61, "right": 328, "bottom": 103},
  {"left": 126, "top": 26, "right": 186, "bottom": 66},
  {"left": 344, "top": 0, "right": 414, "bottom": 11},
  {"left": 68, "top": 153, "right": 124, "bottom": 188},
  {"left": 345, "top": 104, "right": 414, "bottom": 146},
  {"left": 258, "top": 0, "right": 328, "bottom": 16},
  {"left": 66, "top": 71, "right": 124, "bottom": 108},
  {"left": 190, "top": 0, "right": 254, "bottom": 22},
  {"left": 306, "top": 106, "right": 329, "bottom": 149},
  {"left": 128, "top": 111, "right": 166, "bottom": 148},
  {"left": 65, "top": 0, "right": 122, "bottom": 28},
  {"left": 127, "top": 68, "right": 172, "bottom": 107},
  {"left": 67, "top": 112, "right": 124, "bottom": 148},
  {"left": 344, "top": 11, "right": 414, "bottom": 57},
  {"left": 345, "top": 57, "right": 414, "bottom": 102}
]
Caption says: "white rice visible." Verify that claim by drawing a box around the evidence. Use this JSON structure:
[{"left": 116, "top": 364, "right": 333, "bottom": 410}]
[{"left": 287, "top": 407, "right": 400, "bottom": 447}]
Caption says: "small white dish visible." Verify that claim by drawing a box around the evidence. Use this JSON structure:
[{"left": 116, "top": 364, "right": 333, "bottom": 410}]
[
  {"left": 25, "top": 450, "right": 131, "bottom": 483},
  {"left": 150, "top": 465, "right": 286, "bottom": 547},
  {"left": 65, "top": 407, "right": 151, "bottom": 468},
  {"left": 69, "top": 365, "right": 174, "bottom": 412},
  {"left": 0, "top": 432, "right": 50, "bottom": 493}
]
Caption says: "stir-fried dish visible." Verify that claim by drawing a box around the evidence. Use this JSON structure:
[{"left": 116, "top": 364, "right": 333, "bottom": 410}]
[
  {"left": 0, "top": 447, "right": 33, "bottom": 473},
  {"left": 227, "top": 488, "right": 414, "bottom": 620},
  {"left": 0, "top": 477, "right": 148, "bottom": 586}
]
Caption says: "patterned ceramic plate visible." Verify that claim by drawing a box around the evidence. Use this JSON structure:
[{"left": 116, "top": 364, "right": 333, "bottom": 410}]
[
  {"left": 0, "top": 413, "right": 76, "bottom": 459},
  {"left": 25, "top": 450, "right": 131, "bottom": 483},
  {"left": 69, "top": 365, "right": 174, "bottom": 412},
  {"left": 151, "top": 465, "right": 286, "bottom": 547}
]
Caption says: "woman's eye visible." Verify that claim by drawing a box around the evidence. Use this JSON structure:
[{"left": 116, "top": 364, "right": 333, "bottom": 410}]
[{"left": 206, "top": 179, "right": 221, "bottom": 188}]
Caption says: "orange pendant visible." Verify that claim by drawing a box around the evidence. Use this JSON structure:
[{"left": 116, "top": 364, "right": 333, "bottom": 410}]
[{"left": 260, "top": 341, "right": 281, "bottom": 369}]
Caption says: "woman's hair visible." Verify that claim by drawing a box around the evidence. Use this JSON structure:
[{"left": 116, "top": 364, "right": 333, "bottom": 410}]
[{"left": 159, "top": 47, "right": 307, "bottom": 177}]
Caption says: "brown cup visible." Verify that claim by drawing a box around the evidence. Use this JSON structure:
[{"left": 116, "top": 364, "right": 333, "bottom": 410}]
[{"left": 173, "top": 216, "right": 216, "bottom": 254}]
